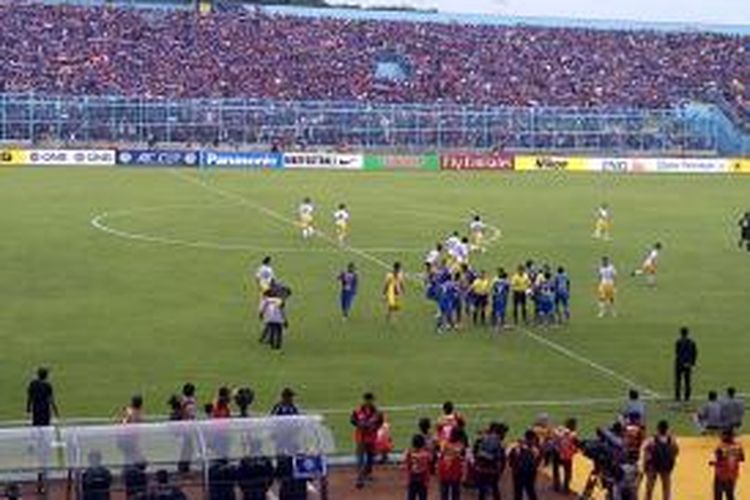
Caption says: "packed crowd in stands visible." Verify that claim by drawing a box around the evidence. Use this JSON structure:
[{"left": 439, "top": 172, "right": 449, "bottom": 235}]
[
  {"left": 21, "top": 367, "right": 746, "bottom": 500},
  {"left": 0, "top": 3, "right": 747, "bottom": 117}
]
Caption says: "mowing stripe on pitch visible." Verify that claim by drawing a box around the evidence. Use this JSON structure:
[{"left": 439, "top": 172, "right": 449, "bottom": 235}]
[{"left": 171, "top": 169, "right": 658, "bottom": 398}]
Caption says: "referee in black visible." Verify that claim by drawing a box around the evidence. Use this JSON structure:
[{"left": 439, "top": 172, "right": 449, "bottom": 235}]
[
  {"left": 674, "top": 327, "right": 698, "bottom": 402},
  {"left": 26, "top": 367, "right": 59, "bottom": 426},
  {"left": 739, "top": 211, "right": 750, "bottom": 251}
]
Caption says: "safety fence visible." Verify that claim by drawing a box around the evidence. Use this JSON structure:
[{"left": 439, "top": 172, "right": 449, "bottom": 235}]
[{"left": 1, "top": 147, "right": 749, "bottom": 174}]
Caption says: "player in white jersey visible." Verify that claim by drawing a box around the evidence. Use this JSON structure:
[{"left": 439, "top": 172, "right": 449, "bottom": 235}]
[
  {"left": 450, "top": 237, "right": 470, "bottom": 271},
  {"left": 593, "top": 203, "right": 612, "bottom": 240},
  {"left": 298, "top": 197, "right": 315, "bottom": 239},
  {"left": 632, "top": 242, "right": 662, "bottom": 286},
  {"left": 445, "top": 231, "right": 461, "bottom": 253},
  {"left": 424, "top": 243, "right": 443, "bottom": 270},
  {"left": 469, "top": 215, "right": 487, "bottom": 252},
  {"left": 597, "top": 256, "right": 617, "bottom": 318},
  {"left": 333, "top": 203, "right": 350, "bottom": 245},
  {"left": 254, "top": 256, "right": 275, "bottom": 294}
]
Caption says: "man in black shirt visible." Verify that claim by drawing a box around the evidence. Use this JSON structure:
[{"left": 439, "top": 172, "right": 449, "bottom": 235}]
[
  {"left": 738, "top": 211, "right": 750, "bottom": 251},
  {"left": 26, "top": 367, "right": 59, "bottom": 426},
  {"left": 270, "top": 388, "right": 299, "bottom": 417},
  {"left": 82, "top": 450, "right": 113, "bottom": 500},
  {"left": 675, "top": 327, "right": 698, "bottom": 402}
]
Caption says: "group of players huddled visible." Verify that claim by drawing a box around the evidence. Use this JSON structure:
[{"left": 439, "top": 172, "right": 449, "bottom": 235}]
[{"left": 249, "top": 198, "right": 673, "bottom": 342}]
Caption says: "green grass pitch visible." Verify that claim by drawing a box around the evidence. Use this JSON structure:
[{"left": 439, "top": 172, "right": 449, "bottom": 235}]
[{"left": 1, "top": 167, "right": 749, "bottom": 449}]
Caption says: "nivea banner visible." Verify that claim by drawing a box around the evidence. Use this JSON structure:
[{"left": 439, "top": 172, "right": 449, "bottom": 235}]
[
  {"left": 117, "top": 150, "right": 199, "bottom": 167},
  {"left": 200, "top": 151, "right": 283, "bottom": 168}
]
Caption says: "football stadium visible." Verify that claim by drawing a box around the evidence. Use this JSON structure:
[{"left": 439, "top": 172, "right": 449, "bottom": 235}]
[{"left": 0, "top": 0, "right": 748, "bottom": 498}]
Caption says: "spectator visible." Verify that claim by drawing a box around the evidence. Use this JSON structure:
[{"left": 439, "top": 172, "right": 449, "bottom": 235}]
[
  {"left": 212, "top": 387, "right": 232, "bottom": 419},
  {"left": 436, "top": 401, "right": 464, "bottom": 446},
  {"left": 643, "top": 420, "right": 679, "bottom": 500},
  {"left": 437, "top": 427, "right": 465, "bottom": 500},
  {"left": 621, "top": 389, "right": 646, "bottom": 426},
  {"left": 123, "top": 462, "right": 148, "bottom": 500},
  {"left": 148, "top": 470, "right": 186, "bottom": 500},
  {"left": 208, "top": 458, "right": 236, "bottom": 500},
  {"left": 720, "top": 387, "right": 745, "bottom": 430},
  {"left": 508, "top": 430, "right": 541, "bottom": 500},
  {"left": 180, "top": 383, "right": 197, "bottom": 420},
  {"left": 26, "top": 367, "right": 59, "bottom": 426},
  {"left": 551, "top": 418, "right": 578, "bottom": 494},
  {"left": 277, "top": 456, "right": 307, "bottom": 500},
  {"left": 622, "top": 412, "right": 646, "bottom": 464},
  {"left": 233, "top": 387, "right": 255, "bottom": 417},
  {"left": 695, "top": 391, "right": 725, "bottom": 434},
  {"left": 120, "top": 395, "right": 144, "bottom": 424},
  {"left": 82, "top": 451, "right": 113, "bottom": 500},
  {"left": 404, "top": 434, "right": 432, "bottom": 500},
  {"left": 167, "top": 395, "right": 182, "bottom": 421},
  {"left": 473, "top": 422, "right": 508, "bottom": 500},
  {"left": 236, "top": 444, "right": 274, "bottom": 500},
  {"left": 270, "top": 387, "right": 299, "bottom": 416},
  {"left": 350, "top": 392, "right": 384, "bottom": 489},
  {"left": 710, "top": 428, "right": 745, "bottom": 500},
  {"left": 675, "top": 327, "right": 698, "bottom": 402},
  {"left": 417, "top": 418, "right": 437, "bottom": 470}
]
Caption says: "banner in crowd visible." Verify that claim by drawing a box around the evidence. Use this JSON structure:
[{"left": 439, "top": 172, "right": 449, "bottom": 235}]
[
  {"left": 730, "top": 158, "right": 750, "bottom": 174},
  {"left": 200, "top": 151, "right": 283, "bottom": 168},
  {"left": 364, "top": 154, "right": 439, "bottom": 171},
  {"left": 515, "top": 155, "right": 588, "bottom": 171},
  {"left": 117, "top": 150, "right": 199, "bottom": 167},
  {"left": 439, "top": 152, "right": 514, "bottom": 171},
  {"left": 0, "top": 149, "right": 28, "bottom": 166},
  {"left": 25, "top": 149, "right": 116, "bottom": 166},
  {"left": 284, "top": 153, "right": 363, "bottom": 169}
]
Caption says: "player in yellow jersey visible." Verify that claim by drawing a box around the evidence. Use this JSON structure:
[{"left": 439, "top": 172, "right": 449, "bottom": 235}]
[
  {"left": 597, "top": 256, "right": 617, "bottom": 318},
  {"left": 470, "top": 270, "right": 492, "bottom": 325},
  {"left": 333, "top": 203, "right": 350, "bottom": 245},
  {"left": 632, "top": 242, "right": 662, "bottom": 286},
  {"left": 298, "top": 197, "right": 315, "bottom": 239},
  {"left": 593, "top": 203, "right": 612, "bottom": 241},
  {"left": 383, "top": 262, "right": 405, "bottom": 322}
]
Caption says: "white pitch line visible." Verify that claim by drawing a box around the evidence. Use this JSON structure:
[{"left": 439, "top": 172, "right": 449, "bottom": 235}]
[
  {"left": 171, "top": 169, "right": 656, "bottom": 399},
  {"left": 520, "top": 328, "right": 661, "bottom": 398}
]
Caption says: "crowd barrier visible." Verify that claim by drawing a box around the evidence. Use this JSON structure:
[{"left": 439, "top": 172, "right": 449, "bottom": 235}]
[{"left": 1, "top": 148, "right": 749, "bottom": 174}]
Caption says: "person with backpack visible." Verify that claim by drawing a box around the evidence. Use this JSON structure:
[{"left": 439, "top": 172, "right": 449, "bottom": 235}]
[
  {"left": 404, "top": 434, "right": 433, "bottom": 500},
  {"left": 710, "top": 428, "right": 745, "bottom": 500},
  {"left": 473, "top": 422, "right": 508, "bottom": 500},
  {"left": 508, "top": 430, "right": 541, "bottom": 500},
  {"left": 552, "top": 418, "right": 579, "bottom": 494},
  {"left": 643, "top": 420, "right": 679, "bottom": 500}
]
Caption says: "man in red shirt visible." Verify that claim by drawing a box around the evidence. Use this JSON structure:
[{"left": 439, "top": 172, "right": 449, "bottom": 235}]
[
  {"left": 404, "top": 434, "right": 432, "bottom": 500},
  {"left": 350, "top": 392, "right": 384, "bottom": 489},
  {"left": 711, "top": 428, "right": 745, "bottom": 500},
  {"left": 437, "top": 427, "right": 466, "bottom": 500}
]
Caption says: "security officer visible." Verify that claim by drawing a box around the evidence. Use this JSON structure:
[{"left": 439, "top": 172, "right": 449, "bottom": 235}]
[{"left": 674, "top": 327, "right": 698, "bottom": 402}]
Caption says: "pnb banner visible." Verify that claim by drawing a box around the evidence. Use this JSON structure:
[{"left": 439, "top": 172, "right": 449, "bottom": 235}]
[
  {"left": 118, "top": 150, "right": 199, "bottom": 167},
  {"left": 440, "top": 152, "right": 514, "bottom": 170},
  {"left": 27, "top": 149, "right": 115, "bottom": 166},
  {"left": 515, "top": 156, "right": 588, "bottom": 171},
  {"left": 283, "top": 153, "right": 363, "bottom": 169},
  {"left": 0, "top": 149, "right": 28, "bottom": 166},
  {"left": 364, "top": 154, "right": 439, "bottom": 170},
  {"left": 200, "top": 151, "right": 283, "bottom": 168}
]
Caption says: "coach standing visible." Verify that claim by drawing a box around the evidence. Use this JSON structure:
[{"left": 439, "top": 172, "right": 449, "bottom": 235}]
[
  {"left": 26, "top": 367, "right": 59, "bottom": 426},
  {"left": 674, "top": 327, "right": 698, "bottom": 402}
]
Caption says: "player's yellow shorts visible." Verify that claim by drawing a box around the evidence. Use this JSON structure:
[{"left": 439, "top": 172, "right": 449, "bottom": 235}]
[
  {"left": 598, "top": 282, "right": 616, "bottom": 302},
  {"left": 642, "top": 263, "right": 656, "bottom": 275},
  {"left": 595, "top": 219, "right": 610, "bottom": 234},
  {"left": 386, "top": 290, "right": 401, "bottom": 310},
  {"left": 299, "top": 214, "right": 313, "bottom": 228},
  {"left": 472, "top": 233, "right": 484, "bottom": 247},
  {"left": 336, "top": 221, "right": 348, "bottom": 234}
]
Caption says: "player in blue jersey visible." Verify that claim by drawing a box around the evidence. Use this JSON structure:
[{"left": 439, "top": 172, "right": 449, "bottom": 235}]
[
  {"left": 536, "top": 271, "right": 556, "bottom": 326},
  {"left": 491, "top": 268, "right": 510, "bottom": 332},
  {"left": 337, "top": 262, "right": 359, "bottom": 319},
  {"left": 437, "top": 274, "right": 460, "bottom": 332},
  {"left": 553, "top": 266, "right": 571, "bottom": 324}
]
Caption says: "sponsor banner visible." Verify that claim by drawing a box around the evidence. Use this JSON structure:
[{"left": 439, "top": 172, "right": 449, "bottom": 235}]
[
  {"left": 117, "top": 149, "right": 199, "bottom": 167},
  {"left": 26, "top": 149, "right": 115, "bottom": 166},
  {"left": 200, "top": 151, "right": 283, "bottom": 168},
  {"left": 515, "top": 155, "right": 588, "bottom": 171},
  {"left": 0, "top": 149, "right": 28, "bottom": 166},
  {"left": 646, "top": 158, "right": 730, "bottom": 174},
  {"left": 364, "top": 154, "right": 439, "bottom": 170},
  {"left": 439, "top": 152, "right": 514, "bottom": 171},
  {"left": 729, "top": 158, "right": 750, "bottom": 174},
  {"left": 284, "top": 153, "right": 363, "bottom": 170}
]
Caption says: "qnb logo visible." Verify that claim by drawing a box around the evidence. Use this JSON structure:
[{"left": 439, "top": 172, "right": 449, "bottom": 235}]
[
  {"left": 602, "top": 160, "right": 628, "bottom": 172},
  {"left": 31, "top": 151, "right": 68, "bottom": 163}
]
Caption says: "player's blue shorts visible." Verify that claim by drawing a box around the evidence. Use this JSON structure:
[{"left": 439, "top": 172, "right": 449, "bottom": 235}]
[
  {"left": 340, "top": 290, "right": 356, "bottom": 314},
  {"left": 555, "top": 293, "right": 569, "bottom": 308}
]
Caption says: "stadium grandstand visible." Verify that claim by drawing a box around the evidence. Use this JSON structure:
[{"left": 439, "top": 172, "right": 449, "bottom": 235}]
[{"left": 1, "top": 1, "right": 749, "bottom": 499}]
